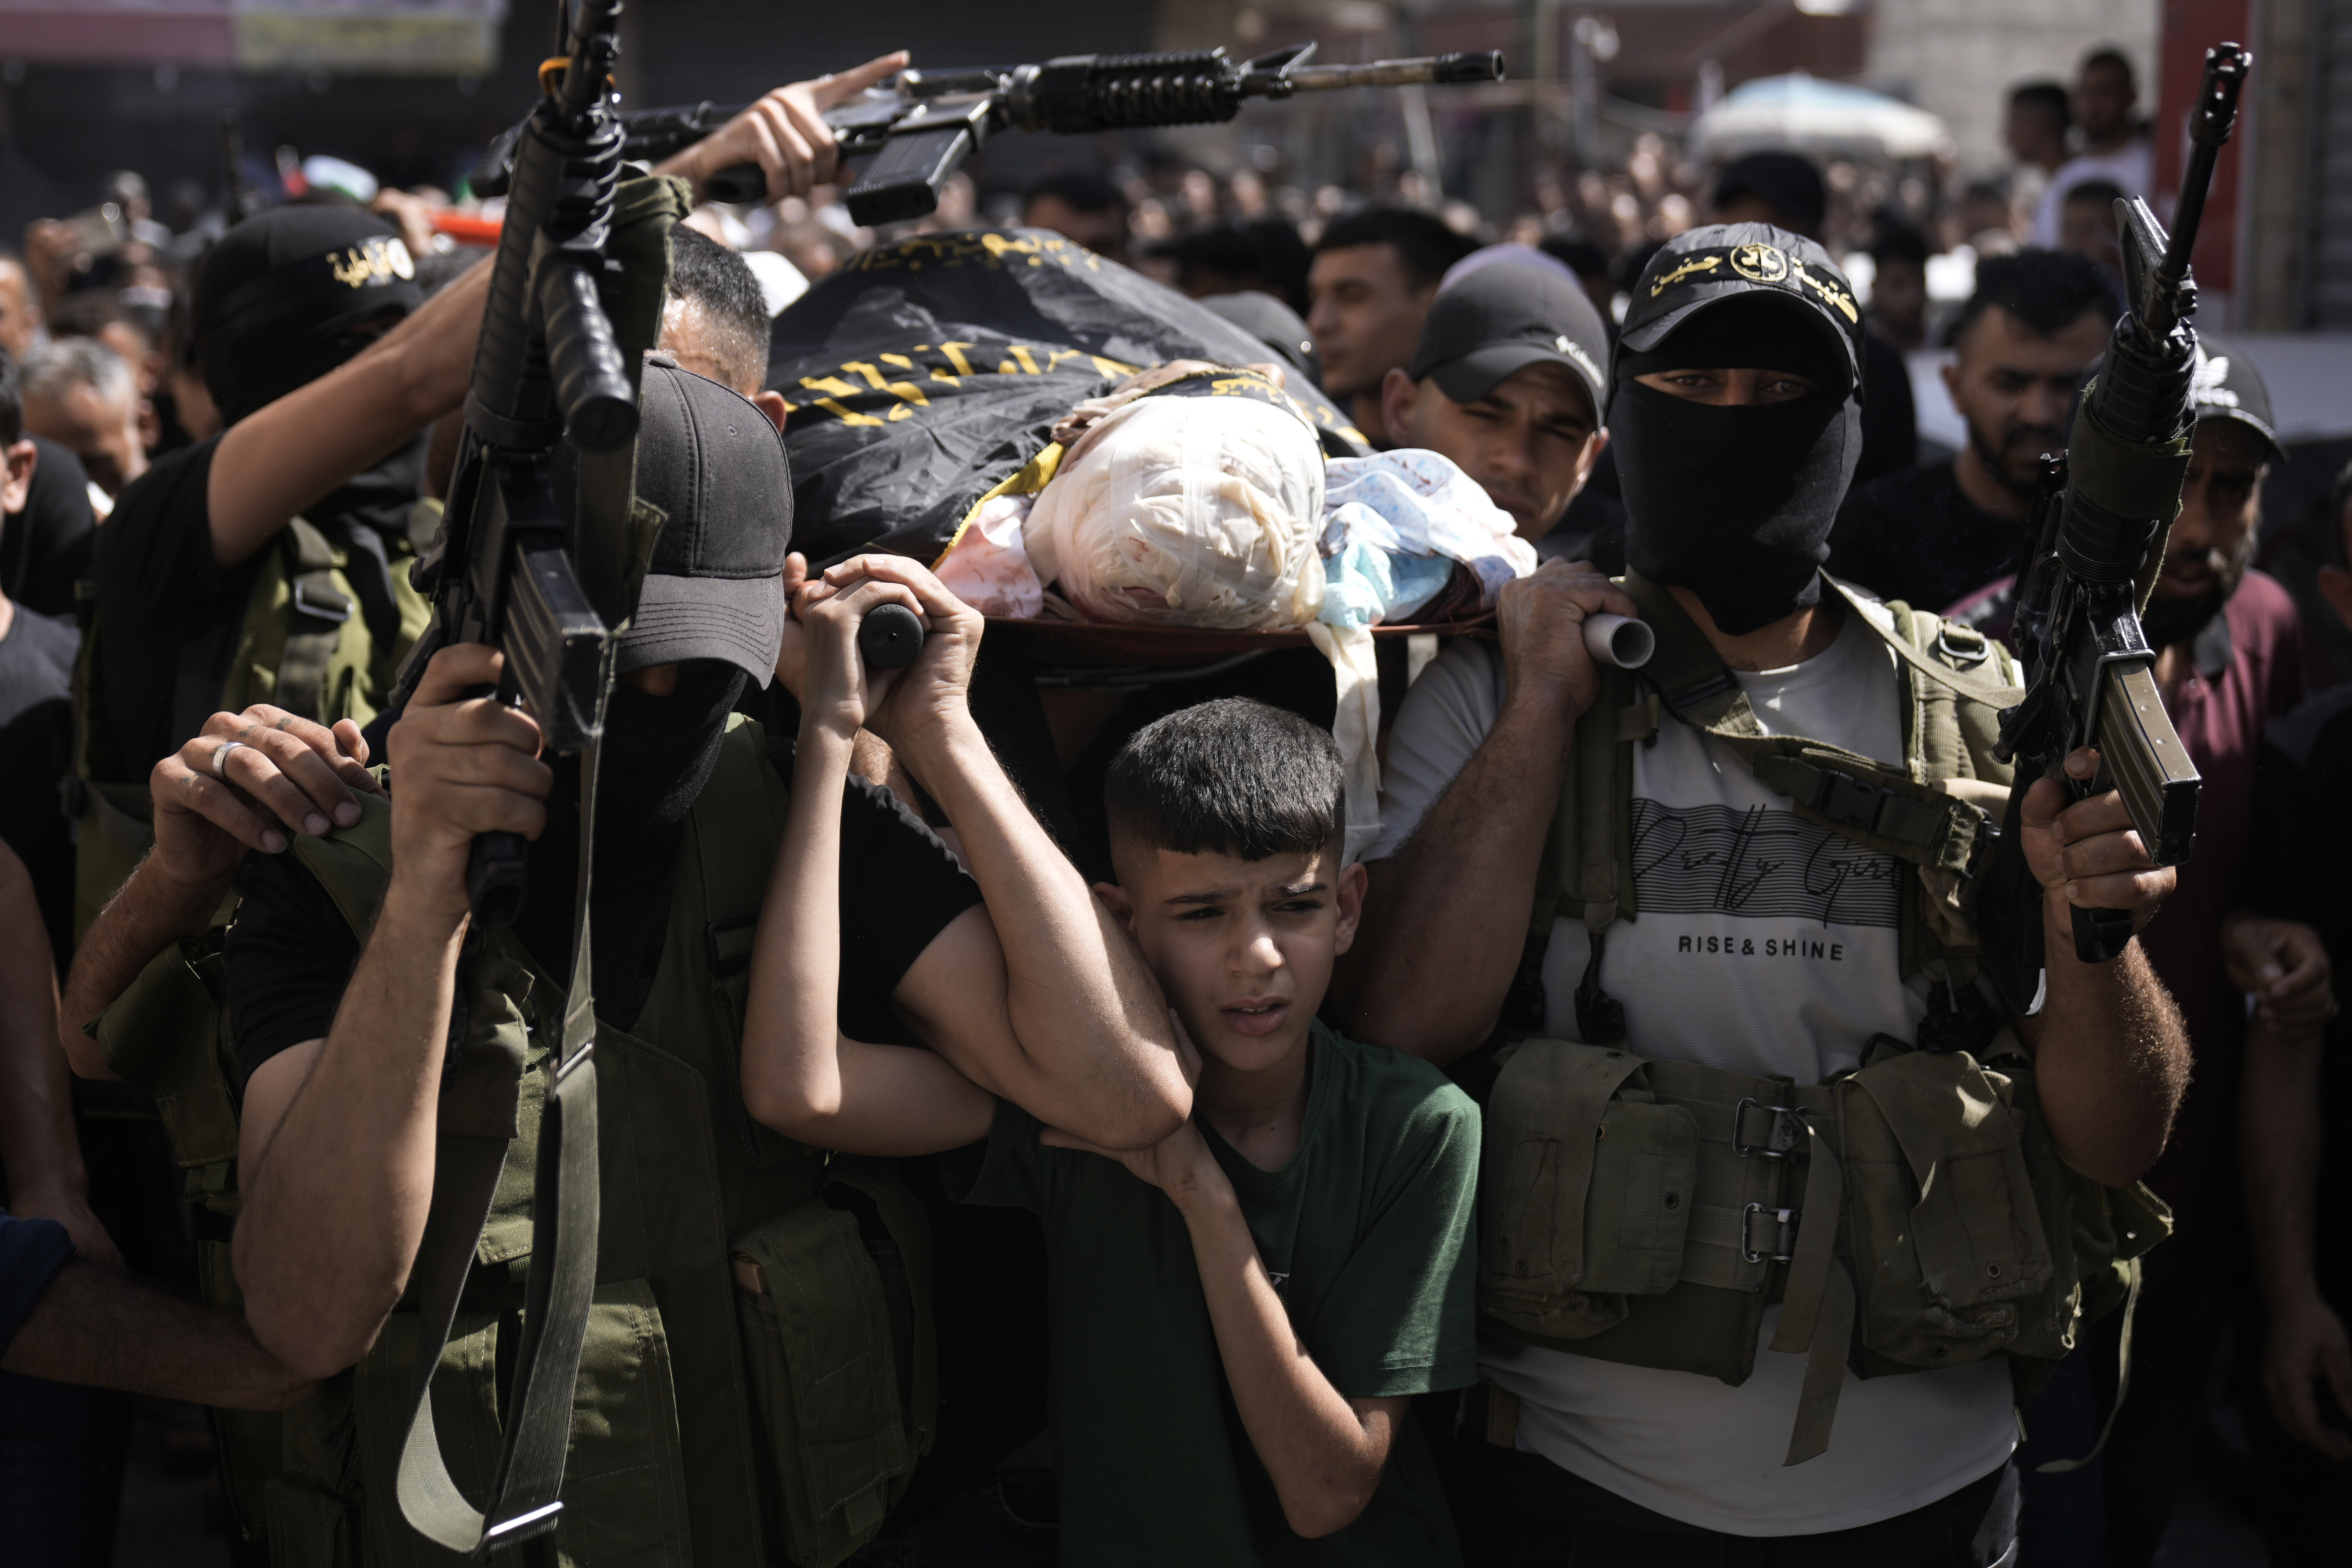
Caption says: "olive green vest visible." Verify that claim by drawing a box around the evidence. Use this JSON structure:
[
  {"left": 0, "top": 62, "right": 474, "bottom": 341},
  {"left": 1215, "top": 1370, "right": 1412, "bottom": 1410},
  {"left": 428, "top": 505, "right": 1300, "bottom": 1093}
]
[
  {"left": 1475, "top": 573, "right": 2171, "bottom": 1466},
  {"left": 94, "top": 715, "right": 936, "bottom": 1566},
  {"left": 69, "top": 511, "right": 432, "bottom": 940}
]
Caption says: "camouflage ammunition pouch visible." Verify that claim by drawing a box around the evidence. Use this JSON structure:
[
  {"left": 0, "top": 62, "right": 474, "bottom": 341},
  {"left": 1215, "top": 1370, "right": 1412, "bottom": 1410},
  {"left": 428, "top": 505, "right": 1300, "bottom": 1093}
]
[
  {"left": 1480, "top": 1032, "right": 2170, "bottom": 1466},
  {"left": 1485, "top": 577, "right": 2168, "bottom": 1464}
]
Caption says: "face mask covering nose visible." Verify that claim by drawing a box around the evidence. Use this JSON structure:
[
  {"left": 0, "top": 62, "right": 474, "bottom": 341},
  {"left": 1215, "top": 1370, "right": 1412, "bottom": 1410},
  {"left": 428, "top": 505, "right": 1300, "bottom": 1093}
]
[{"left": 1612, "top": 304, "right": 1863, "bottom": 637}]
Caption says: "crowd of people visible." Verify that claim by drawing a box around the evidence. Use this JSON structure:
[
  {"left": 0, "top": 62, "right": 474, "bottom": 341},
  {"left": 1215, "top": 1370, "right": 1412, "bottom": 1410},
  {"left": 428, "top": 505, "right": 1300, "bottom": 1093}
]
[{"left": 0, "top": 36, "right": 2345, "bottom": 1568}]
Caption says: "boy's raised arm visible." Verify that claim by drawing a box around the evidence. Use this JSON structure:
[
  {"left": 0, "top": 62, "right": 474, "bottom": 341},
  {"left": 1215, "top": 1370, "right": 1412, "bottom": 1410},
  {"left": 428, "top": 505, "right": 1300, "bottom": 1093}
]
[
  {"left": 815, "top": 556, "right": 1192, "bottom": 1151},
  {"left": 1042, "top": 1117, "right": 1406, "bottom": 1537},
  {"left": 740, "top": 577, "right": 995, "bottom": 1156}
]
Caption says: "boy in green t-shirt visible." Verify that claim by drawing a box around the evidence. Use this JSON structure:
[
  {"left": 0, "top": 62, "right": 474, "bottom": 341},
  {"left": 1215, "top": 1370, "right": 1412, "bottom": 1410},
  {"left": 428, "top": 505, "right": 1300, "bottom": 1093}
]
[{"left": 740, "top": 561, "right": 1480, "bottom": 1565}]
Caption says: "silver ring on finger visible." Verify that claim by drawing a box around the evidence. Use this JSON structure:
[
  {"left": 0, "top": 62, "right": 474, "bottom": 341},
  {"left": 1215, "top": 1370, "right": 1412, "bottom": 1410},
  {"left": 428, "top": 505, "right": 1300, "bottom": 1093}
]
[{"left": 211, "top": 740, "right": 248, "bottom": 782}]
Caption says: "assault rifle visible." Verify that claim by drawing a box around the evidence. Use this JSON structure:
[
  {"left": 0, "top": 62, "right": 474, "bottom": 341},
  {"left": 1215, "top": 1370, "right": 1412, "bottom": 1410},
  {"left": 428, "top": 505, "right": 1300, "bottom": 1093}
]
[
  {"left": 592, "top": 41, "right": 1503, "bottom": 225},
  {"left": 1976, "top": 43, "right": 2250, "bottom": 1016},
  {"left": 384, "top": 0, "right": 645, "bottom": 1551}
]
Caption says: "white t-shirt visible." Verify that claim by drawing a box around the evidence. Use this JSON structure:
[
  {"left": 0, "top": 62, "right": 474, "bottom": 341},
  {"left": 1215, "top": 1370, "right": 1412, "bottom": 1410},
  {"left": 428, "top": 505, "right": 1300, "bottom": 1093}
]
[
  {"left": 1370, "top": 595, "right": 2017, "bottom": 1536},
  {"left": 2027, "top": 137, "right": 2154, "bottom": 247}
]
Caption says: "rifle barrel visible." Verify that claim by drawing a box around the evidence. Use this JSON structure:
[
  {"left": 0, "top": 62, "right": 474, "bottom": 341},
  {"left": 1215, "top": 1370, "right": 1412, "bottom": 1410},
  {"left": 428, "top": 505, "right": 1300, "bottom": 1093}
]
[
  {"left": 2154, "top": 44, "right": 2250, "bottom": 311},
  {"left": 1284, "top": 53, "right": 1505, "bottom": 91}
]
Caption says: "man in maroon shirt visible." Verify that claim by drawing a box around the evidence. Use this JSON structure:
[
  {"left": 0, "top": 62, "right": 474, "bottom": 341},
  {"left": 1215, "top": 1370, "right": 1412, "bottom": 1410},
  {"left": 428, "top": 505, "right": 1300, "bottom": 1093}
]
[{"left": 2014, "top": 340, "right": 2305, "bottom": 1567}]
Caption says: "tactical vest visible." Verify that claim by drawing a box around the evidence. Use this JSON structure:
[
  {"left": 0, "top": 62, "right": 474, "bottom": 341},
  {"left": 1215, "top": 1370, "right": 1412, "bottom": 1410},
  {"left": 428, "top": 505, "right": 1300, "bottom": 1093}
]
[
  {"left": 68, "top": 511, "right": 431, "bottom": 940},
  {"left": 1475, "top": 571, "right": 2171, "bottom": 1466},
  {"left": 92, "top": 715, "right": 936, "bottom": 1566}
]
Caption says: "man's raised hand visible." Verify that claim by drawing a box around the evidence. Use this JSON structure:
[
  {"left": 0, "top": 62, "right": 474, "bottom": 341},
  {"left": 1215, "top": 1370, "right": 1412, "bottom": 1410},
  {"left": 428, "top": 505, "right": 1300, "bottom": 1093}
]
[
  {"left": 1495, "top": 558, "right": 1639, "bottom": 728},
  {"left": 2019, "top": 746, "right": 2176, "bottom": 942},
  {"left": 654, "top": 52, "right": 910, "bottom": 204},
  {"left": 150, "top": 707, "right": 382, "bottom": 899},
  {"left": 811, "top": 554, "right": 983, "bottom": 758},
  {"left": 383, "top": 644, "right": 551, "bottom": 926}
]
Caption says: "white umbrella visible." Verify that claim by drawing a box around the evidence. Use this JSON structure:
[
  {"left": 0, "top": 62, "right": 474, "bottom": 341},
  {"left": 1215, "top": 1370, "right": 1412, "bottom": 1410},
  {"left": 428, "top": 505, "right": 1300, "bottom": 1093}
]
[{"left": 1690, "top": 73, "right": 1950, "bottom": 160}]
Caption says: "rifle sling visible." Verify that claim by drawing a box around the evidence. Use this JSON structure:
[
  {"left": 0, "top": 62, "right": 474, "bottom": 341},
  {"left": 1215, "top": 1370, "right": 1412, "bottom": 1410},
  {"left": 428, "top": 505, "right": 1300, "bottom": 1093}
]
[
  {"left": 1620, "top": 570, "right": 2001, "bottom": 875},
  {"left": 396, "top": 731, "right": 607, "bottom": 1557}
]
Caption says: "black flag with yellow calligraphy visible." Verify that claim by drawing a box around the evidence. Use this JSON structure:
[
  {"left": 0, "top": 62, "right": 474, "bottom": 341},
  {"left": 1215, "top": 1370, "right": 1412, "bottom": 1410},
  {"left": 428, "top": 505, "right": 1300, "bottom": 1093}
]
[{"left": 766, "top": 227, "right": 1370, "bottom": 567}]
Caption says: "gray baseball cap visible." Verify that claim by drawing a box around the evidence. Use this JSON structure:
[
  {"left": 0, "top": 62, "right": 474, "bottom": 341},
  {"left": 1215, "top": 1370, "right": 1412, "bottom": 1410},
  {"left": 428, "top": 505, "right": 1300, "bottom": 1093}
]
[
  {"left": 615, "top": 355, "right": 794, "bottom": 687},
  {"left": 2189, "top": 335, "right": 2281, "bottom": 462},
  {"left": 1405, "top": 261, "right": 1611, "bottom": 416}
]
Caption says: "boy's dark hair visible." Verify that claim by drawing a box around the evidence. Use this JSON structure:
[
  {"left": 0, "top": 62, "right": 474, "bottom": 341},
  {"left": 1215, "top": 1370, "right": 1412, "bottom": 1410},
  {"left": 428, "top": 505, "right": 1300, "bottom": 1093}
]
[
  {"left": 1954, "top": 248, "right": 2117, "bottom": 342},
  {"left": 1313, "top": 207, "right": 1476, "bottom": 292},
  {"left": 1105, "top": 699, "right": 1343, "bottom": 863},
  {"left": 2009, "top": 81, "right": 2071, "bottom": 129},
  {"left": 667, "top": 225, "right": 770, "bottom": 392},
  {"left": 0, "top": 348, "right": 20, "bottom": 444}
]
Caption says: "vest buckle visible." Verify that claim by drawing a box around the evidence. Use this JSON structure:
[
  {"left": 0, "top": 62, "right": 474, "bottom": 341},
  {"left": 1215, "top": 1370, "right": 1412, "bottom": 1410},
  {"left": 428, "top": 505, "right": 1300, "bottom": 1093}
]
[
  {"left": 1732, "top": 1097, "right": 1807, "bottom": 1159},
  {"left": 1811, "top": 770, "right": 1891, "bottom": 834},
  {"left": 1742, "top": 1203, "right": 1800, "bottom": 1264},
  {"left": 292, "top": 579, "right": 353, "bottom": 625}
]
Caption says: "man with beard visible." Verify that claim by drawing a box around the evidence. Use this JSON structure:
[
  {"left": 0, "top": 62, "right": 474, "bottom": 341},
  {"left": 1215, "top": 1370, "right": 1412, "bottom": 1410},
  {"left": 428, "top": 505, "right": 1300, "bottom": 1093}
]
[
  {"left": 1333, "top": 225, "right": 2186, "bottom": 1565},
  {"left": 216, "top": 361, "right": 1188, "bottom": 1562},
  {"left": 2021, "top": 339, "right": 2309, "bottom": 1568},
  {"left": 1826, "top": 250, "right": 2114, "bottom": 614}
]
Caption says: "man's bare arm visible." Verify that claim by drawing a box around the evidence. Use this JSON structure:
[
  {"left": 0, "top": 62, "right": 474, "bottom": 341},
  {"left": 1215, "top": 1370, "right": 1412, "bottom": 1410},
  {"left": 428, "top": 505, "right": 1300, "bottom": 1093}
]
[
  {"left": 234, "top": 646, "right": 549, "bottom": 1379},
  {"left": 739, "top": 633, "right": 994, "bottom": 1157},
  {"left": 2, "top": 1257, "right": 314, "bottom": 1411},
  {"left": 1333, "top": 562, "right": 1636, "bottom": 1062},
  {"left": 63, "top": 708, "right": 382, "bottom": 1082},
  {"left": 2239, "top": 965, "right": 2352, "bottom": 1459},
  {"left": 207, "top": 256, "right": 489, "bottom": 568},
  {"left": 2014, "top": 752, "right": 2189, "bottom": 1187},
  {"left": 820, "top": 559, "right": 1190, "bottom": 1150},
  {"left": 0, "top": 843, "right": 117, "bottom": 1262}
]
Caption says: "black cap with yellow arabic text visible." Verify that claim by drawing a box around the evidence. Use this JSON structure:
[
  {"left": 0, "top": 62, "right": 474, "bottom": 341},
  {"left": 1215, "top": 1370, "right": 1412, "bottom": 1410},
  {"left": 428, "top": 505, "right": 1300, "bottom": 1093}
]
[{"left": 1616, "top": 222, "right": 1865, "bottom": 393}]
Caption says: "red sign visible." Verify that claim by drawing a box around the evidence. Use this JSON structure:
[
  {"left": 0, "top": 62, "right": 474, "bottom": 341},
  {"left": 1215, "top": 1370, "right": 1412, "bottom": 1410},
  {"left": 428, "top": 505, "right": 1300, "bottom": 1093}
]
[{"left": 2152, "top": 0, "right": 2252, "bottom": 297}]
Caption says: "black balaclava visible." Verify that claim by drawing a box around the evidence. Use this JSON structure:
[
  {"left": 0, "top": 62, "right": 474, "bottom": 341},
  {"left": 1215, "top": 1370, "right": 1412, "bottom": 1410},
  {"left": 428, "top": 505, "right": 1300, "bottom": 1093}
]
[
  {"left": 192, "top": 206, "right": 423, "bottom": 427},
  {"left": 1613, "top": 295, "right": 1863, "bottom": 635},
  {"left": 517, "top": 658, "right": 749, "bottom": 1028}
]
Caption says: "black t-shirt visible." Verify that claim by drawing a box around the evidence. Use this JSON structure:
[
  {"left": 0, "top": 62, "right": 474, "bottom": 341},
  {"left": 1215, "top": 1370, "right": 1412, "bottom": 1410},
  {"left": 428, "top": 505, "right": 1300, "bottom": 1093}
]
[
  {"left": 1824, "top": 458, "right": 2027, "bottom": 615},
  {"left": 2244, "top": 685, "right": 2352, "bottom": 1306},
  {"left": 88, "top": 437, "right": 262, "bottom": 785},
  {"left": 225, "top": 739, "right": 983, "bottom": 1088},
  {"left": 1, "top": 436, "right": 97, "bottom": 623},
  {"left": 0, "top": 604, "right": 77, "bottom": 962},
  {"left": 1853, "top": 332, "right": 1919, "bottom": 488}
]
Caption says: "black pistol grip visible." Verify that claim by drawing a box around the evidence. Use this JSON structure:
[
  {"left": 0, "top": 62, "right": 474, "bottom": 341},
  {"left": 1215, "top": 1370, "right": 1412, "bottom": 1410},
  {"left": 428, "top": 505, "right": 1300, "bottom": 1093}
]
[
  {"left": 468, "top": 831, "right": 529, "bottom": 929},
  {"left": 2069, "top": 902, "right": 2136, "bottom": 964},
  {"left": 858, "top": 603, "right": 925, "bottom": 671}
]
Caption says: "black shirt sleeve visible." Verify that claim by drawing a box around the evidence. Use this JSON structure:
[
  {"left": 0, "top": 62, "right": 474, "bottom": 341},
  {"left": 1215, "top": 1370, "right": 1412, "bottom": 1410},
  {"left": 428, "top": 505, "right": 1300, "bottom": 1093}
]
[
  {"left": 227, "top": 748, "right": 984, "bottom": 1085},
  {"left": 1, "top": 437, "right": 96, "bottom": 621},
  {"left": 92, "top": 437, "right": 266, "bottom": 779},
  {"left": 225, "top": 848, "right": 362, "bottom": 1089},
  {"left": 813, "top": 741, "right": 985, "bottom": 1042}
]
